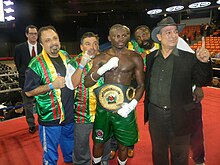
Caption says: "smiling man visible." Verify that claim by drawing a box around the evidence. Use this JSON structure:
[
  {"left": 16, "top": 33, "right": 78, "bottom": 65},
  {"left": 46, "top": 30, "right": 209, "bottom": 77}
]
[
  {"left": 144, "top": 17, "right": 212, "bottom": 165},
  {"left": 24, "top": 25, "right": 75, "bottom": 165},
  {"left": 14, "top": 25, "right": 42, "bottom": 134},
  {"left": 66, "top": 32, "right": 111, "bottom": 165}
]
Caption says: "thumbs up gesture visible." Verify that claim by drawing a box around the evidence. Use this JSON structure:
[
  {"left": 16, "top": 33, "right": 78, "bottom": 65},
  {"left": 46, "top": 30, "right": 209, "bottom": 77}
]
[
  {"left": 80, "top": 51, "right": 91, "bottom": 67},
  {"left": 196, "top": 37, "right": 210, "bottom": 63}
]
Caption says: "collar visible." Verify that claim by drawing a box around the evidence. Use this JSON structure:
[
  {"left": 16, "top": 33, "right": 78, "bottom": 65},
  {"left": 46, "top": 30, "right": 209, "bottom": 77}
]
[
  {"left": 149, "top": 43, "right": 158, "bottom": 52},
  {"left": 154, "top": 46, "right": 179, "bottom": 58},
  {"left": 173, "top": 47, "right": 179, "bottom": 56},
  {"left": 27, "top": 41, "right": 37, "bottom": 47}
]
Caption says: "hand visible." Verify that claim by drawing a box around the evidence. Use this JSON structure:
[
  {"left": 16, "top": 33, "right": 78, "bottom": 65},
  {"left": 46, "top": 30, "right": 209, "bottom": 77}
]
[
  {"left": 107, "top": 57, "right": 119, "bottom": 69},
  {"left": 80, "top": 51, "right": 91, "bottom": 67},
  {"left": 196, "top": 37, "right": 210, "bottom": 63},
  {"left": 117, "top": 99, "right": 138, "bottom": 118},
  {"left": 52, "top": 76, "right": 65, "bottom": 89},
  {"left": 193, "top": 87, "right": 204, "bottom": 103},
  {"left": 97, "top": 57, "right": 119, "bottom": 76}
]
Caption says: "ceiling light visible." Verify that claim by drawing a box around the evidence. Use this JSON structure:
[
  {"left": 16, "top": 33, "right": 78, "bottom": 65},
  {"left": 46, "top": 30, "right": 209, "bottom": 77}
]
[
  {"left": 147, "top": 9, "right": 162, "bottom": 15},
  {"left": 0, "top": 0, "right": 4, "bottom": 22},
  {"left": 4, "top": 7, "right": 14, "bottom": 13},
  {"left": 5, "top": 15, "right": 15, "bottom": 21},
  {"left": 3, "top": 0, "right": 14, "bottom": 6},
  {"left": 166, "top": 5, "right": 184, "bottom": 12},
  {"left": 217, "top": 0, "right": 220, "bottom": 4},
  {"left": 188, "top": 1, "right": 211, "bottom": 9}
]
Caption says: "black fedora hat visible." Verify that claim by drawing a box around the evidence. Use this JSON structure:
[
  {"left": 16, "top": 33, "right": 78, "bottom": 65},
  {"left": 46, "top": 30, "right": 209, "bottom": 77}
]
[{"left": 151, "top": 16, "right": 185, "bottom": 43}]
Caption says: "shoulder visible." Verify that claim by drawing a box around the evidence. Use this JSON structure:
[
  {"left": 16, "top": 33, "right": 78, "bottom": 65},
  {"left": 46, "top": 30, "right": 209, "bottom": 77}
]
[
  {"left": 96, "top": 51, "right": 108, "bottom": 60},
  {"left": 148, "top": 50, "right": 158, "bottom": 57},
  {"left": 69, "top": 54, "right": 81, "bottom": 66},
  {"left": 178, "top": 49, "right": 195, "bottom": 57},
  {"left": 28, "top": 54, "right": 51, "bottom": 77},
  {"left": 74, "top": 53, "right": 82, "bottom": 60},
  {"left": 59, "top": 50, "right": 72, "bottom": 63},
  {"left": 15, "top": 42, "right": 27, "bottom": 49},
  {"left": 14, "top": 42, "right": 28, "bottom": 57},
  {"left": 146, "top": 50, "right": 158, "bottom": 63},
  {"left": 128, "top": 41, "right": 135, "bottom": 51},
  {"left": 129, "top": 49, "right": 139, "bottom": 56},
  {"left": 126, "top": 50, "right": 144, "bottom": 66},
  {"left": 128, "top": 50, "right": 142, "bottom": 60},
  {"left": 37, "top": 43, "right": 42, "bottom": 49},
  {"left": 176, "top": 49, "right": 197, "bottom": 65},
  {"left": 93, "top": 51, "right": 110, "bottom": 65},
  {"left": 29, "top": 54, "right": 44, "bottom": 67},
  {"left": 154, "top": 43, "right": 160, "bottom": 49},
  {"left": 60, "top": 50, "right": 70, "bottom": 57}
]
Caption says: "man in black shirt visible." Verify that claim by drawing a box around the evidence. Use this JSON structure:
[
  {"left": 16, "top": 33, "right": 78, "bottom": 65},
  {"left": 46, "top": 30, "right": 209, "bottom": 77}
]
[{"left": 144, "top": 17, "right": 212, "bottom": 165}]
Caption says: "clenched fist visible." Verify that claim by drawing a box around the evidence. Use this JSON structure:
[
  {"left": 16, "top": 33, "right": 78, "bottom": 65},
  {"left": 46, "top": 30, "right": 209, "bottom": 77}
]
[
  {"left": 97, "top": 57, "right": 119, "bottom": 76},
  {"left": 52, "top": 76, "right": 65, "bottom": 89}
]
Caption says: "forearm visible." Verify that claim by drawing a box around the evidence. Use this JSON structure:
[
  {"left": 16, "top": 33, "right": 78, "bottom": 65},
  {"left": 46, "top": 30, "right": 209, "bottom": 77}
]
[
  {"left": 134, "top": 83, "right": 145, "bottom": 101},
  {"left": 84, "top": 71, "right": 100, "bottom": 87},
  {"left": 25, "top": 84, "right": 50, "bottom": 97},
  {"left": 71, "top": 68, "right": 83, "bottom": 88}
]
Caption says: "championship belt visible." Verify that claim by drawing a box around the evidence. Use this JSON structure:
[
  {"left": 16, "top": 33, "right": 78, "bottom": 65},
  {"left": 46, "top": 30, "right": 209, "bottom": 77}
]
[{"left": 94, "top": 84, "right": 135, "bottom": 112}]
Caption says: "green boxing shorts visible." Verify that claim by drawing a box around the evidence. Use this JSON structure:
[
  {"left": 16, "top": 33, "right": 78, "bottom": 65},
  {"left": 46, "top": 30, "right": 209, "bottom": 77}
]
[{"left": 93, "top": 84, "right": 138, "bottom": 146}]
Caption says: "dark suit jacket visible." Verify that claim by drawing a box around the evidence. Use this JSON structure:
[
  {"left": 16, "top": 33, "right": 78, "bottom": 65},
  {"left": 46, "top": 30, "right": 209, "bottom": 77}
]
[
  {"left": 144, "top": 49, "right": 212, "bottom": 135},
  {"left": 14, "top": 42, "right": 42, "bottom": 89}
]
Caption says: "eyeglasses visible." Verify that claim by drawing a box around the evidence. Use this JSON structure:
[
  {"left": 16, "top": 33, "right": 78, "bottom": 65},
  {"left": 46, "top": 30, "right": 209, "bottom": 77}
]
[{"left": 28, "top": 33, "right": 37, "bottom": 36}]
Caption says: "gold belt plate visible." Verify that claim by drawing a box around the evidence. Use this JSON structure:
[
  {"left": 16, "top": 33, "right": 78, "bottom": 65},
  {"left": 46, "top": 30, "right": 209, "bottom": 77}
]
[{"left": 98, "top": 85, "right": 124, "bottom": 111}]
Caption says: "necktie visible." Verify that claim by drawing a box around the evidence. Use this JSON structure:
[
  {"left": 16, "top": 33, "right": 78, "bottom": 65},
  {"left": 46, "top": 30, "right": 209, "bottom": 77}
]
[{"left": 32, "top": 46, "right": 36, "bottom": 57}]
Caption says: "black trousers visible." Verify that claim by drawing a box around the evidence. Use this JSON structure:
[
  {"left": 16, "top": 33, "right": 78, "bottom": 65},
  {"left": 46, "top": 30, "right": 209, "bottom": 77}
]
[
  {"left": 21, "top": 90, "right": 36, "bottom": 128},
  {"left": 148, "top": 103, "right": 190, "bottom": 165},
  {"left": 190, "top": 102, "right": 205, "bottom": 164}
]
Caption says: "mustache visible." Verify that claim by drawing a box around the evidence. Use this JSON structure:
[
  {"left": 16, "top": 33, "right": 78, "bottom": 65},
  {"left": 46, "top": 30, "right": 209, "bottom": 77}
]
[
  {"left": 89, "top": 55, "right": 95, "bottom": 59},
  {"left": 50, "top": 45, "right": 59, "bottom": 50},
  {"left": 140, "top": 39, "right": 153, "bottom": 49},
  {"left": 86, "top": 49, "right": 98, "bottom": 59}
]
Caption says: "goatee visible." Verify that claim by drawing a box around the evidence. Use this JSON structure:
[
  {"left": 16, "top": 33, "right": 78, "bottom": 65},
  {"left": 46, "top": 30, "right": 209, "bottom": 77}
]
[
  {"left": 140, "top": 39, "right": 154, "bottom": 50},
  {"left": 51, "top": 45, "right": 60, "bottom": 55}
]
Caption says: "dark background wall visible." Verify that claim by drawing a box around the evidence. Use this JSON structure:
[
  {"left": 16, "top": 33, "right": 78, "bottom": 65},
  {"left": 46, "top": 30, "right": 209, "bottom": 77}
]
[{"left": 0, "top": 0, "right": 219, "bottom": 56}]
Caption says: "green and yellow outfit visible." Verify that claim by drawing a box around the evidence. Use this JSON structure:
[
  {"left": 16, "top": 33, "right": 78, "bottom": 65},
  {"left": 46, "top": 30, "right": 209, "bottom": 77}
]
[
  {"left": 25, "top": 49, "right": 74, "bottom": 125},
  {"left": 69, "top": 53, "right": 104, "bottom": 124},
  {"left": 128, "top": 40, "right": 159, "bottom": 71},
  {"left": 69, "top": 53, "right": 109, "bottom": 165},
  {"left": 24, "top": 49, "right": 74, "bottom": 164}
]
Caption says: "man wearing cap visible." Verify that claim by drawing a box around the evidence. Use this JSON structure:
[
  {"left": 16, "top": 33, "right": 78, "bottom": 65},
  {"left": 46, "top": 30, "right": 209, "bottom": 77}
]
[{"left": 144, "top": 16, "right": 212, "bottom": 165}]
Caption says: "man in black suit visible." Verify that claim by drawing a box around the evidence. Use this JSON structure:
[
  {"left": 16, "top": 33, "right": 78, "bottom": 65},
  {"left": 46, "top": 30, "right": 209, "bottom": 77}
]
[
  {"left": 144, "top": 17, "right": 212, "bottom": 165},
  {"left": 14, "top": 25, "right": 42, "bottom": 133}
]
